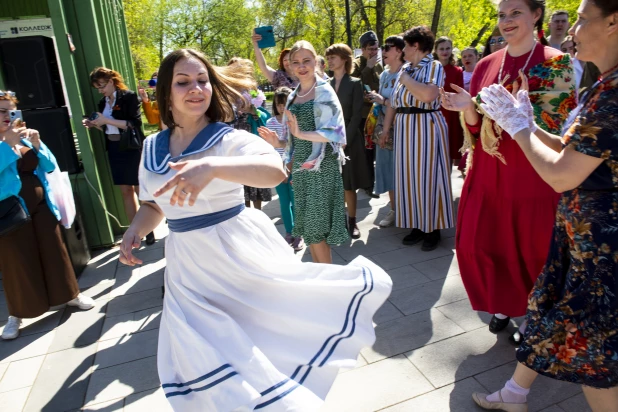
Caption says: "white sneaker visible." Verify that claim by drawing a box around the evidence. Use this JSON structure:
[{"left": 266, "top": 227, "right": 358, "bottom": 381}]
[
  {"left": 67, "top": 293, "right": 95, "bottom": 310},
  {"left": 2, "top": 316, "right": 22, "bottom": 340},
  {"left": 379, "top": 210, "right": 396, "bottom": 227}
]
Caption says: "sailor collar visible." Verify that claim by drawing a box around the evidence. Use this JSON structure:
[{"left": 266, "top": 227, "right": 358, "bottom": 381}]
[{"left": 143, "top": 122, "right": 233, "bottom": 174}]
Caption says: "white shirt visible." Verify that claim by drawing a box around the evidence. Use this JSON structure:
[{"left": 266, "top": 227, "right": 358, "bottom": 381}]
[{"left": 103, "top": 91, "right": 121, "bottom": 135}]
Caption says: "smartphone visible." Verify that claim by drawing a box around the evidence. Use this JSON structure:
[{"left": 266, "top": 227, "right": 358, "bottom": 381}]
[
  {"left": 9, "top": 109, "right": 22, "bottom": 124},
  {"left": 255, "top": 26, "right": 276, "bottom": 49},
  {"left": 88, "top": 112, "right": 99, "bottom": 121},
  {"left": 364, "top": 85, "right": 372, "bottom": 93}
]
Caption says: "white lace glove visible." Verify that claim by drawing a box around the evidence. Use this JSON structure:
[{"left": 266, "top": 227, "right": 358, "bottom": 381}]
[
  {"left": 479, "top": 84, "right": 536, "bottom": 138},
  {"left": 516, "top": 89, "right": 538, "bottom": 134}
]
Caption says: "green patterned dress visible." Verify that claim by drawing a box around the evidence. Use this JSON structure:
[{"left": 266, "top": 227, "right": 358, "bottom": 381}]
[{"left": 289, "top": 100, "right": 349, "bottom": 245}]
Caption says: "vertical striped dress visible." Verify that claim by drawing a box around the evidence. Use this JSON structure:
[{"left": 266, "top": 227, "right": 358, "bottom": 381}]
[{"left": 391, "top": 55, "right": 454, "bottom": 232}]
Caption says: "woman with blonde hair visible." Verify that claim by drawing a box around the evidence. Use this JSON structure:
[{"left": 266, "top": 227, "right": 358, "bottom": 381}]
[
  {"left": 83, "top": 67, "right": 155, "bottom": 244},
  {"left": 120, "top": 47, "right": 391, "bottom": 410}
]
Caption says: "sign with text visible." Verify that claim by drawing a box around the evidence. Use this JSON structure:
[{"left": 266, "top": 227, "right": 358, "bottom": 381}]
[{"left": 0, "top": 18, "right": 54, "bottom": 39}]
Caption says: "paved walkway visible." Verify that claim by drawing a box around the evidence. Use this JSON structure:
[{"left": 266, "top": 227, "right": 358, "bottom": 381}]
[{"left": 0, "top": 168, "right": 587, "bottom": 412}]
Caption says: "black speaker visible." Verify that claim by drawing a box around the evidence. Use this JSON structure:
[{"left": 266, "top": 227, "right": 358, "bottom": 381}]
[
  {"left": 61, "top": 199, "right": 90, "bottom": 277},
  {"left": 0, "top": 36, "right": 65, "bottom": 109},
  {"left": 22, "top": 107, "right": 80, "bottom": 174}
]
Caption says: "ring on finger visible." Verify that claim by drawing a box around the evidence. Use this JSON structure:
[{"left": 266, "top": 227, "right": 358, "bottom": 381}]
[{"left": 181, "top": 189, "right": 188, "bottom": 195}]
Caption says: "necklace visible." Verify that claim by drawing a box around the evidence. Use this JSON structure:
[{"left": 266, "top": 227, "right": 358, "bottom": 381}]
[
  {"left": 296, "top": 80, "right": 317, "bottom": 98},
  {"left": 498, "top": 42, "right": 538, "bottom": 84},
  {"left": 599, "top": 61, "right": 618, "bottom": 81}
]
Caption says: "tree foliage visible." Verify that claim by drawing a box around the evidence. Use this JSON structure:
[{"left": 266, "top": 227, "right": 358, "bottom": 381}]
[{"left": 123, "top": 0, "right": 582, "bottom": 80}]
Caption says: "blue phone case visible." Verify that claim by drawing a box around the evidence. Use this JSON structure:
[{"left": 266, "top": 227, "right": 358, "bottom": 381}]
[{"left": 255, "top": 26, "right": 275, "bottom": 49}]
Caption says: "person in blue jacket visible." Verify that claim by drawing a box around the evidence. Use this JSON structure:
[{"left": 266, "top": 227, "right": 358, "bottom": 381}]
[{"left": 0, "top": 91, "right": 94, "bottom": 340}]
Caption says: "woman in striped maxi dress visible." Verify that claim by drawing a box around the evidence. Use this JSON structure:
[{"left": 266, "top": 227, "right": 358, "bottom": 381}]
[{"left": 380, "top": 26, "right": 454, "bottom": 251}]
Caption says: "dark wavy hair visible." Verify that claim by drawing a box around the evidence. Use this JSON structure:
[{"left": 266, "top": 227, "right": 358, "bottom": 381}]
[
  {"left": 403, "top": 26, "right": 435, "bottom": 54},
  {"left": 384, "top": 35, "right": 406, "bottom": 63},
  {"left": 278, "top": 49, "right": 291, "bottom": 71},
  {"left": 156, "top": 49, "right": 256, "bottom": 128},
  {"left": 272, "top": 87, "right": 292, "bottom": 116}
]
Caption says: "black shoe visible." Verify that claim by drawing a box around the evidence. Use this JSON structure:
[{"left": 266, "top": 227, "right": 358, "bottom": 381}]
[
  {"left": 364, "top": 188, "right": 380, "bottom": 199},
  {"left": 489, "top": 315, "right": 511, "bottom": 333},
  {"left": 421, "top": 230, "right": 441, "bottom": 251},
  {"left": 402, "top": 229, "right": 425, "bottom": 246},
  {"left": 145, "top": 231, "right": 156, "bottom": 245},
  {"left": 348, "top": 217, "right": 361, "bottom": 239}
]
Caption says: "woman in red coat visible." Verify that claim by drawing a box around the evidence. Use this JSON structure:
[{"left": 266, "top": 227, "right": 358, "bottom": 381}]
[{"left": 435, "top": 36, "right": 465, "bottom": 166}]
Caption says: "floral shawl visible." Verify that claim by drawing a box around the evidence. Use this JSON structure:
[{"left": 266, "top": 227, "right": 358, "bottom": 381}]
[
  {"left": 282, "top": 76, "right": 347, "bottom": 168},
  {"left": 463, "top": 54, "right": 577, "bottom": 166}
]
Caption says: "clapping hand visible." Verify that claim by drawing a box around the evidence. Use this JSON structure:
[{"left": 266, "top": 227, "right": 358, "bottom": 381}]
[
  {"left": 440, "top": 84, "right": 475, "bottom": 112},
  {"left": 153, "top": 158, "right": 218, "bottom": 207},
  {"left": 285, "top": 110, "right": 301, "bottom": 138},
  {"left": 258, "top": 126, "right": 284, "bottom": 148},
  {"left": 478, "top": 84, "right": 532, "bottom": 138}
]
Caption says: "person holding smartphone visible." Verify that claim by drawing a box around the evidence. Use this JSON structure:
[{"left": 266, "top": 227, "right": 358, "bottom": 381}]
[
  {"left": 0, "top": 91, "right": 95, "bottom": 340},
  {"left": 82, "top": 67, "right": 155, "bottom": 245},
  {"left": 251, "top": 30, "right": 299, "bottom": 89}
]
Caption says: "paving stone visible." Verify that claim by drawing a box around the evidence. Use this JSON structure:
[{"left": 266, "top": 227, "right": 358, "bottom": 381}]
[
  {"left": 361, "top": 309, "right": 465, "bottom": 363},
  {"left": 5, "top": 309, "right": 63, "bottom": 338},
  {"left": 78, "top": 259, "right": 118, "bottom": 289},
  {"left": 474, "top": 361, "right": 582, "bottom": 412},
  {"left": 412, "top": 254, "right": 460, "bottom": 280},
  {"left": 0, "top": 330, "right": 55, "bottom": 364},
  {"left": 0, "top": 363, "right": 7, "bottom": 381},
  {"left": 323, "top": 355, "right": 433, "bottom": 412},
  {"left": 48, "top": 299, "right": 108, "bottom": 353},
  {"left": 84, "top": 356, "right": 160, "bottom": 406},
  {"left": 81, "top": 280, "right": 116, "bottom": 302},
  {"left": 0, "top": 355, "right": 44, "bottom": 393},
  {"left": 23, "top": 344, "right": 97, "bottom": 412},
  {"left": 389, "top": 275, "right": 469, "bottom": 316},
  {"left": 106, "top": 288, "right": 163, "bottom": 318},
  {"left": 539, "top": 406, "right": 567, "bottom": 412},
  {"left": 132, "top": 247, "right": 164, "bottom": 264},
  {"left": 334, "top": 234, "right": 406, "bottom": 260},
  {"left": 381, "top": 377, "right": 488, "bottom": 412},
  {"left": 100, "top": 306, "right": 162, "bottom": 341},
  {"left": 124, "top": 388, "right": 173, "bottom": 412},
  {"left": 387, "top": 265, "right": 432, "bottom": 291},
  {"left": 95, "top": 329, "right": 159, "bottom": 369},
  {"left": 0, "top": 294, "right": 8, "bottom": 323},
  {"left": 436, "top": 299, "right": 493, "bottom": 332},
  {"left": 80, "top": 398, "right": 125, "bottom": 411},
  {"left": 0, "top": 387, "right": 30, "bottom": 411},
  {"left": 111, "top": 262, "right": 165, "bottom": 299},
  {"left": 406, "top": 328, "right": 517, "bottom": 388},
  {"left": 373, "top": 300, "right": 404, "bottom": 325},
  {"left": 558, "top": 393, "right": 592, "bottom": 412},
  {"left": 370, "top": 246, "right": 454, "bottom": 271}
]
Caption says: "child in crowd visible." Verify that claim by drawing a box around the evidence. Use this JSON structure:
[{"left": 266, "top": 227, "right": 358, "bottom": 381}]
[{"left": 264, "top": 87, "right": 304, "bottom": 251}]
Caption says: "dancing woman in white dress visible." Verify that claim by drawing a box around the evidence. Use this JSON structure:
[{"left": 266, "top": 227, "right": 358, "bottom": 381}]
[{"left": 118, "top": 49, "right": 392, "bottom": 411}]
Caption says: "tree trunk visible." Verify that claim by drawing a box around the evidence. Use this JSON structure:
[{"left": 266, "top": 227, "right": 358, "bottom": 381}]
[
  {"left": 354, "top": 0, "right": 372, "bottom": 35},
  {"left": 431, "top": 0, "right": 443, "bottom": 35},
  {"left": 471, "top": 24, "right": 490, "bottom": 47},
  {"left": 375, "top": 0, "right": 385, "bottom": 45}
]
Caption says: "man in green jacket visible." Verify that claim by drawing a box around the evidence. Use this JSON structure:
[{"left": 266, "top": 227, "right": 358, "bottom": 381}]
[{"left": 352, "top": 30, "right": 383, "bottom": 198}]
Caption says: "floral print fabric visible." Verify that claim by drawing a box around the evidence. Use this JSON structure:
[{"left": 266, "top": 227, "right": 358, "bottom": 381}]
[{"left": 517, "top": 71, "right": 618, "bottom": 389}]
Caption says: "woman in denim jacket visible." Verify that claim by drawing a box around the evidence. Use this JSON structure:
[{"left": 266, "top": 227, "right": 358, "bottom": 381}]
[{"left": 0, "top": 91, "right": 94, "bottom": 340}]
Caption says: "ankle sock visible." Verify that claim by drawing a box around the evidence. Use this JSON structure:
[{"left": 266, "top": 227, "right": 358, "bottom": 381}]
[
  {"left": 495, "top": 313, "right": 509, "bottom": 320},
  {"left": 486, "top": 378, "right": 529, "bottom": 404}
]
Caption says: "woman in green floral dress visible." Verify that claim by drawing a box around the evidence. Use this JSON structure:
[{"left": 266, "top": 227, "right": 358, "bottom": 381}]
[{"left": 260, "top": 41, "right": 349, "bottom": 263}]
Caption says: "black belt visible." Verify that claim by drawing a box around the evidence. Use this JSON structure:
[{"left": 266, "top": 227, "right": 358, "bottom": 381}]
[{"left": 396, "top": 107, "right": 439, "bottom": 114}]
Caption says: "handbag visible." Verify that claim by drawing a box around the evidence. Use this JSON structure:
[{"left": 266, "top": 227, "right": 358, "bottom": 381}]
[
  {"left": 0, "top": 196, "right": 30, "bottom": 237},
  {"left": 371, "top": 112, "right": 394, "bottom": 151},
  {"left": 119, "top": 120, "right": 142, "bottom": 151},
  {"left": 47, "top": 167, "right": 76, "bottom": 228}
]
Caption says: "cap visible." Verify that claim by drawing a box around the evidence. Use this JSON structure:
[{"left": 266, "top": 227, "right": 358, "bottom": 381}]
[{"left": 359, "top": 31, "right": 378, "bottom": 48}]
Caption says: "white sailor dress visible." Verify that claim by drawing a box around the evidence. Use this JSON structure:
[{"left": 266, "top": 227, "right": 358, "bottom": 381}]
[{"left": 139, "top": 122, "right": 393, "bottom": 411}]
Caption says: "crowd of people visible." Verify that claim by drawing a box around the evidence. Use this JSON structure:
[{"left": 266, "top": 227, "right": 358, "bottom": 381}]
[{"left": 1, "top": 0, "right": 617, "bottom": 410}]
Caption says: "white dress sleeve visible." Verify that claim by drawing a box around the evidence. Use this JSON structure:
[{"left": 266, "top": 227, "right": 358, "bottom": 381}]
[
  {"left": 138, "top": 150, "right": 155, "bottom": 202},
  {"left": 219, "top": 129, "right": 278, "bottom": 157}
]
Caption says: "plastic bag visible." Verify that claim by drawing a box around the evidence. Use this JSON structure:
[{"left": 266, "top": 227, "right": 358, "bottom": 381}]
[{"left": 47, "top": 168, "right": 76, "bottom": 228}]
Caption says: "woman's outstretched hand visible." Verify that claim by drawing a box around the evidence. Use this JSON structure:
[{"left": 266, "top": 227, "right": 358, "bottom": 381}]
[
  {"left": 479, "top": 84, "right": 532, "bottom": 138},
  {"left": 153, "top": 158, "right": 218, "bottom": 207},
  {"left": 440, "top": 84, "right": 474, "bottom": 112},
  {"left": 119, "top": 229, "right": 143, "bottom": 266},
  {"left": 258, "top": 126, "right": 284, "bottom": 148}
]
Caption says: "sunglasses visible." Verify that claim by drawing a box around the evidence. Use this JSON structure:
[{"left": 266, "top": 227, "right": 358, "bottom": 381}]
[
  {"left": 489, "top": 37, "right": 506, "bottom": 46},
  {"left": 381, "top": 44, "right": 396, "bottom": 52},
  {"left": 0, "top": 91, "right": 16, "bottom": 98}
]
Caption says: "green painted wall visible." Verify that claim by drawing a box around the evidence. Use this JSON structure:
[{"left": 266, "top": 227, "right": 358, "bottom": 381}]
[{"left": 0, "top": 2, "right": 50, "bottom": 18}]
